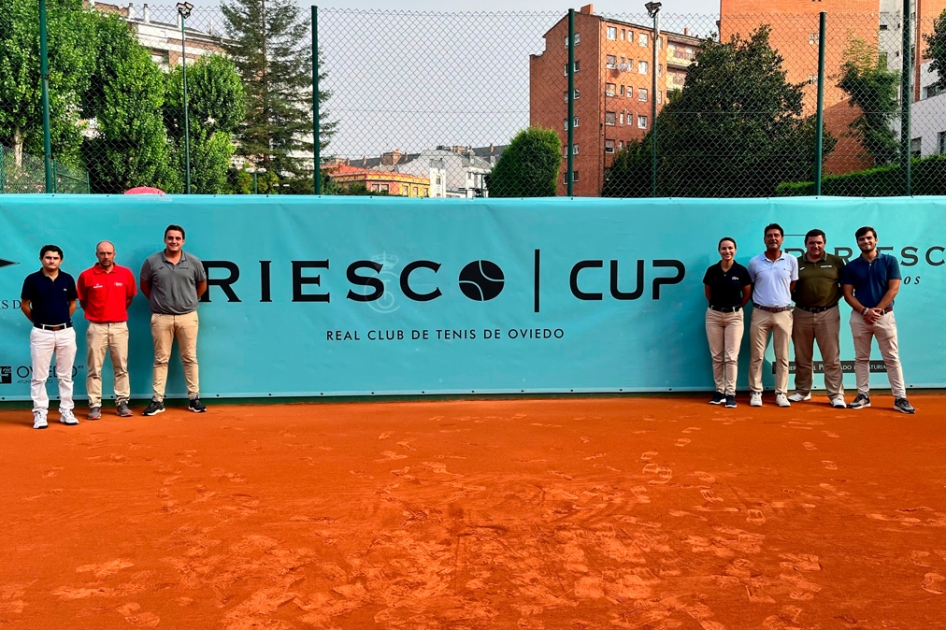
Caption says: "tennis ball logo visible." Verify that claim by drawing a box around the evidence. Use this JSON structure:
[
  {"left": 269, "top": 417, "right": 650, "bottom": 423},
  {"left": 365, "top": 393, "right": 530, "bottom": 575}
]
[{"left": 458, "top": 260, "right": 505, "bottom": 301}]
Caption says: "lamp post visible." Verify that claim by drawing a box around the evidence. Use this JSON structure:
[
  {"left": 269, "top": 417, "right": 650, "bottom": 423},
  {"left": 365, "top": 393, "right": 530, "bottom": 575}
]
[
  {"left": 645, "top": 1, "right": 661, "bottom": 198},
  {"left": 177, "top": 2, "right": 194, "bottom": 194}
]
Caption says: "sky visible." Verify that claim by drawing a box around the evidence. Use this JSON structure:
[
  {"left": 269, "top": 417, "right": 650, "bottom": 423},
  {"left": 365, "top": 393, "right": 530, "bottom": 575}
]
[{"left": 179, "top": 0, "right": 720, "bottom": 159}]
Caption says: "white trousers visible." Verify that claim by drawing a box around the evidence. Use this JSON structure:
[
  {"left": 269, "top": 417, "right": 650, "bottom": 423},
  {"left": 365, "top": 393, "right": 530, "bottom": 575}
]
[{"left": 30, "top": 327, "right": 77, "bottom": 414}]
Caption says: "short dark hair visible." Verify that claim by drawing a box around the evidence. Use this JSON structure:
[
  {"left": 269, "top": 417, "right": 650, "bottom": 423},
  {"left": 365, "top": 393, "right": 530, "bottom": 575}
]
[
  {"left": 40, "top": 245, "right": 63, "bottom": 259},
  {"left": 165, "top": 224, "right": 186, "bottom": 239},
  {"left": 764, "top": 223, "right": 784, "bottom": 237},
  {"left": 718, "top": 237, "right": 737, "bottom": 249},
  {"left": 855, "top": 226, "right": 877, "bottom": 240},
  {"left": 805, "top": 229, "right": 826, "bottom": 244}
]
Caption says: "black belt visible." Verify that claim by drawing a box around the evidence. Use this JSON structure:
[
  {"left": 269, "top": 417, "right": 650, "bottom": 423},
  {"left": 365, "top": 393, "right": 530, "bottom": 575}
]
[
  {"left": 709, "top": 305, "right": 741, "bottom": 313},
  {"left": 34, "top": 322, "right": 72, "bottom": 331},
  {"left": 753, "top": 303, "right": 792, "bottom": 313},
  {"left": 796, "top": 304, "right": 838, "bottom": 313}
]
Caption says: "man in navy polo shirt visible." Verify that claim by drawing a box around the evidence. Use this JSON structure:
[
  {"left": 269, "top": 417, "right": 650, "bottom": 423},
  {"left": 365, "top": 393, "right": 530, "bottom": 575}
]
[
  {"left": 842, "top": 226, "right": 916, "bottom": 414},
  {"left": 20, "top": 245, "right": 79, "bottom": 429},
  {"left": 747, "top": 223, "right": 798, "bottom": 408}
]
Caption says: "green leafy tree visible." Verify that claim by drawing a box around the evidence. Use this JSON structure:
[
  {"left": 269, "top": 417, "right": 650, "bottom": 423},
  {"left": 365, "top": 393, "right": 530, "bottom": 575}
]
[
  {"left": 925, "top": 10, "right": 946, "bottom": 93},
  {"left": 837, "top": 37, "right": 899, "bottom": 166},
  {"left": 487, "top": 127, "right": 562, "bottom": 197},
  {"left": 80, "top": 12, "right": 177, "bottom": 193},
  {"left": 653, "top": 26, "right": 834, "bottom": 197},
  {"left": 221, "top": 0, "right": 336, "bottom": 181},
  {"left": 601, "top": 140, "right": 649, "bottom": 197},
  {"left": 165, "top": 54, "right": 246, "bottom": 193},
  {"left": 0, "top": 0, "right": 95, "bottom": 168}
]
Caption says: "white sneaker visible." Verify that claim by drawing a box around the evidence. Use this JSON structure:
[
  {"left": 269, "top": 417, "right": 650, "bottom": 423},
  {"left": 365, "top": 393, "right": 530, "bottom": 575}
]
[
  {"left": 59, "top": 410, "right": 79, "bottom": 426},
  {"left": 830, "top": 396, "right": 847, "bottom": 409},
  {"left": 788, "top": 392, "right": 811, "bottom": 402},
  {"left": 749, "top": 392, "right": 762, "bottom": 407},
  {"left": 775, "top": 393, "right": 791, "bottom": 407},
  {"left": 33, "top": 411, "right": 48, "bottom": 430}
]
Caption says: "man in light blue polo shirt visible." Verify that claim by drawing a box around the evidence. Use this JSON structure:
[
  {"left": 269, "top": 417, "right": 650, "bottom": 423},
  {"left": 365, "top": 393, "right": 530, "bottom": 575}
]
[{"left": 747, "top": 223, "right": 798, "bottom": 408}]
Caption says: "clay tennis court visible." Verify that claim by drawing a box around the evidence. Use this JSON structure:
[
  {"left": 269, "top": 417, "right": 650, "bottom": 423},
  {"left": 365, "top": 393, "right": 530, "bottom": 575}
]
[{"left": 1, "top": 395, "right": 944, "bottom": 630}]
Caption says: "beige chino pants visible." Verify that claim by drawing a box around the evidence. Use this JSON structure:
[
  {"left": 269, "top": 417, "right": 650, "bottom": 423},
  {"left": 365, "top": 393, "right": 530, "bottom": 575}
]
[
  {"left": 151, "top": 311, "right": 200, "bottom": 401},
  {"left": 849, "top": 310, "right": 906, "bottom": 399},
  {"left": 748, "top": 309, "right": 793, "bottom": 395},
  {"left": 86, "top": 321, "right": 130, "bottom": 407},
  {"left": 791, "top": 306, "right": 844, "bottom": 399},
  {"left": 705, "top": 308, "right": 744, "bottom": 396}
]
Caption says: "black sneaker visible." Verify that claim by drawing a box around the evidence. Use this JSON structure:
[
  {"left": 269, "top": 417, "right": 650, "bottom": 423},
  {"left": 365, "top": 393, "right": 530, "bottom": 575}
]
[
  {"left": 188, "top": 397, "right": 207, "bottom": 413},
  {"left": 724, "top": 395, "right": 737, "bottom": 408},
  {"left": 143, "top": 399, "right": 165, "bottom": 416},
  {"left": 894, "top": 398, "right": 916, "bottom": 414},
  {"left": 709, "top": 391, "right": 725, "bottom": 405},
  {"left": 849, "top": 393, "right": 871, "bottom": 409}
]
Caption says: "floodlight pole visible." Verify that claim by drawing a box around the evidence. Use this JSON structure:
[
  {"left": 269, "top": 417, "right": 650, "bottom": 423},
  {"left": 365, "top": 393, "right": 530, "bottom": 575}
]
[
  {"left": 40, "top": 0, "right": 54, "bottom": 193},
  {"left": 178, "top": 3, "right": 193, "bottom": 194},
  {"left": 646, "top": 2, "right": 661, "bottom": 198}
]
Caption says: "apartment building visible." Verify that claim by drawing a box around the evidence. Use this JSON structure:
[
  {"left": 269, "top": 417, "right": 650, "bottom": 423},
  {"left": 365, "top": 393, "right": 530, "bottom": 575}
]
[
  {"left": 325, "top": 162, "right": 431, "bottom": 197},
  {"left": 719, "top": 0, "right": 946, "bottom": 174},
  {"left": 529, "top": 4, "right": 701, "bottom": 196}
]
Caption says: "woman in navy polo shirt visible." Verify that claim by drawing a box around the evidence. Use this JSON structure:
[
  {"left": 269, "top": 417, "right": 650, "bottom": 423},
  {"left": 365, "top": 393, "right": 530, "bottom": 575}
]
[{"left": 703, "top": 237, "right": 752, "bottom": 408}]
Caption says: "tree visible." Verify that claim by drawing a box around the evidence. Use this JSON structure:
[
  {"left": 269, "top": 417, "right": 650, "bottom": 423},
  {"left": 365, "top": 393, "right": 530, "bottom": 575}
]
[
  {"left": 80, "top": 12, "right": 177, "bottom": 193},
  {"left": 601, "top": 140, "right": 649, "bottom": 197},
  {"left": 0, "top": 0, "right": 95, "bottom": 168},
  {"left": 925, "top": 10, "right": 946, "bottom": 94},
  {"left": 652, "top": 26, "right": 834, "bottom": 197},
  {"left": 165, "top": 54, "right": 246, "bottom": 193},
  {"left": 487, "top": 127, "right": 562, "bottom": 197},
  {"left": 221, "top": 0, "right": 336, "bottom": 182},
  {"left": 837, "top": 38, "right": 899, "bottom": 166}
]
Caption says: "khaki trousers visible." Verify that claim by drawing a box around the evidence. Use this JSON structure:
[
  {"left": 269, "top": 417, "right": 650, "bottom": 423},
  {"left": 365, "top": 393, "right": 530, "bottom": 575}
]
[
  {"left": 151, "top": 311, "right": 200, "bottom": 401},
  {"left": 749, "top": 309, "right": 793, "bottom": 395},
  {"left": 791, "top": 306, "right": 844, "bottom": 398},
  {"left": 705, "top": 308, "right": 744, "bottom": 396},
  {"left": 86, "top": 321, "right": 130, "bottom": 407},
  {"left": 849, "top": 310, "right": 906, "bottom": 398}
]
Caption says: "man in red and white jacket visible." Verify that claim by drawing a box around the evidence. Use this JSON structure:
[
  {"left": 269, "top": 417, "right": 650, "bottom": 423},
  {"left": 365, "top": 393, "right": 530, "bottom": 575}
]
[{"left": 76, "top": 241, "right": 137, "bottom": 420}]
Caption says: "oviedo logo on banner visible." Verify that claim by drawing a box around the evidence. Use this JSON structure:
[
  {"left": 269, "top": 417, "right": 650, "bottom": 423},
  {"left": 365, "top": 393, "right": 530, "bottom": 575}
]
[{"left": 195, "top": 251, "right": 687, "bottom": 313}]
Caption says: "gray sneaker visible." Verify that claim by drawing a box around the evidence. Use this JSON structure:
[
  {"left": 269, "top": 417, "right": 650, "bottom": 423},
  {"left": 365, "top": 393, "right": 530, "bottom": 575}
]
[
  {"left": 88, "top": 406, "right": 102, "bottom": 421},
  {"left": 894, "top": 398, "right": 916, "bottom": 414},
  {"left": 116, "top": 401, "right": 134, "bottom": 417},
  {"left": 33, "top": 411, "right": 48, "bottom": 430},
  {"left": 60, "top": 410, "right": 79, "bottom": 426},
  {"left": 849, "top": 393, "right": 871, "bottom": 409}
]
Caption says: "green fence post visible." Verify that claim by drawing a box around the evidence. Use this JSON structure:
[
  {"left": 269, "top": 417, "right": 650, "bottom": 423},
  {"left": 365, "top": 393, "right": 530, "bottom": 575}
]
[
  {"left": 313, "top": 5, "right": 321, "bottom": 195},
  {"left": 646, "top": 2, "right": 661, "bottom": 198},
  {"left": 901, "top": 0, "right": 913, "bottom": 195},
  {"left": 39, "top": 0, "right": 54, "bottom": 194},
  {"left": 815, "top": 11, "right": 826, "bottom": 196},
  {"left": 85, "top": 171, "right": 90, "bottom": 194},
  {"left": 567, "top": 9, "right": 574, "bottom": 196},
  {"left": 0, "top": 145, "right": 5, "bottom": 194},
  {"left": 52, "top": 160, "right": 58, "bottom": 194}
]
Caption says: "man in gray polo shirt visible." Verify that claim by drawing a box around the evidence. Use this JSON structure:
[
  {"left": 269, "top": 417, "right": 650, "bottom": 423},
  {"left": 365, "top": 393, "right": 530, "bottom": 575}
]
[
  {"left": 140, "top": 224, "right": 208, "bottom": 415},
  {"left": 747, "top": 223, "right": 799, "bottom": 408}
]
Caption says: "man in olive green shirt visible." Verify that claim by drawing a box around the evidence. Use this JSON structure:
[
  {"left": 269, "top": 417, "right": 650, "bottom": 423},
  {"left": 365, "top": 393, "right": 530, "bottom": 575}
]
[{"left": 790, "top": 229, "right": 847, "bottom": 408}]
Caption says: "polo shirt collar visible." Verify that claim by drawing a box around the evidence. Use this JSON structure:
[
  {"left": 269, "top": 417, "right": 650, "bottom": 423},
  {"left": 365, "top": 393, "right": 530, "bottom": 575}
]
[
  {"left": 92, "top": 263, "right": 116, "bottom": 274},
  {"left": 802, "top": 253, "right": 826, "bottom": 264},
  {"left": 761, "top": 251, "right": 786, "bottom": 262},
  {"left": 162, "top": 250, "right": 188, "bottom": 264}
]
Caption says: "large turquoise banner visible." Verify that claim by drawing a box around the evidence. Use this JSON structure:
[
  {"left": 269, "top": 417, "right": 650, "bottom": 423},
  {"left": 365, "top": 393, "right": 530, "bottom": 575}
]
[{"left": 1, "top": 195, "right": 944, "bottom": 400}]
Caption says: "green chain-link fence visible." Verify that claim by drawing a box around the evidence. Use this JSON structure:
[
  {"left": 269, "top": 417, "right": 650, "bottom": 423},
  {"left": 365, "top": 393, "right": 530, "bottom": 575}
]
[{"left": 3, "top": 1, "right": 946, "bottom": 197}]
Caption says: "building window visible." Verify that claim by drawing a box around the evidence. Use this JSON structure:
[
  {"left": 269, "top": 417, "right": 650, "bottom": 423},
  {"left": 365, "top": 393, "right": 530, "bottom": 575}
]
[
  {"left": 564, "top": 32, "right": 580, "bottom": 47},
  {"left": 563, "top": 88, "right": 580, "bottom": 101},
  {"left": 413, "top": 186, "right": 419, "bottom": 196},
  {"left": 639, "top": 32, "right": 648, "bottom": 47},
  {"left": 607, "top": 26, "right": 617, "bottom": 40},
  {"left": 605, "top": 139, "right": 615, "bottom": 153},
  {"left": 657, "top": 90, "right": 662, "bottom": 104},
  {"left": 619, "top": 140, "right": 624, "bottom": 149},
  {"left": 619, "top": 113, "right": 624, "bottom": 124},
  {"left": 809, "top": 33, "right": 816, "bottom": 45},
  {"left": 606, "top": 55, "right": 617, "bottom": 69},
  {"left": 621, "top": 29, "right": 625, "bottom": 40},
  {"left": 563, "top": 61, "right": 581, "bottom": 75},
  {"left": 606, "top": 83, "right": 616, "bottom": 97},
  {"left": 639, "top": 87, "right": 648, "bottom": 101},
  {"left": 564, "top": 117, "right": 580, "bottom": 130},
  {"left": 658, "top": 64, "right": 663, "bottom": 76},
  {"left": 938, "top": 132, "right": 946, "bottom": 154},
  {"left": 638, "top": 115, "right": 648, "bottom": 129},
  {"left": 807, "top": 74, "right": 818, "bottom": 85},
  {"left": 620, "top": 85, "right": 625, "bottom": 96},
  {"left": 911, "top": 137, "right": 922, "bottom": 157},
  {"left": 562, "top": 144, "right": 579, "bottom": 156},
  {"left": 639, "top": 60, "right": 649, "bottom": 74},
  {"left": 605, "top": 111, "right": 616, "bottom": 125},
  {"left": 380, "top": 184, "right": 389, "bottom": 193}
]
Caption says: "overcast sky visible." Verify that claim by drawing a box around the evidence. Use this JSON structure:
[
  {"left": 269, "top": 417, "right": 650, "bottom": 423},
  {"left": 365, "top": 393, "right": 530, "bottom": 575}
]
[{"left": 179, "top": 0, "right": 719, "bottom": 159}]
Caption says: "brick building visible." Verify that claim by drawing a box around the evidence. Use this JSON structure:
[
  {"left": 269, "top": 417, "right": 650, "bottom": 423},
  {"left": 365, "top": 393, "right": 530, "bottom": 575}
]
[
  {"left": 529, "top": 4, "right": 701, "bottom": 196},
  {"left": 324, "top": 162, "right": 431, "bottom": 197},
  {"left": 719, "top": 0, "right": 946, "bottom": 175}
]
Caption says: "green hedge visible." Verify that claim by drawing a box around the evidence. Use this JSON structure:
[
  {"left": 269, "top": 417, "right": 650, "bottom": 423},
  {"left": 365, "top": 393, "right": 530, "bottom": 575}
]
[{"left": 776, "top": 155, "right": 946, "bottom": 196}]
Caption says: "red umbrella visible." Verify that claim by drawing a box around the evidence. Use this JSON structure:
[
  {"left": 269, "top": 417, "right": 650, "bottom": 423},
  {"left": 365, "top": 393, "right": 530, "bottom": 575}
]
[{"left": 124, "top": 186, "right": 166, "bottom": 195}]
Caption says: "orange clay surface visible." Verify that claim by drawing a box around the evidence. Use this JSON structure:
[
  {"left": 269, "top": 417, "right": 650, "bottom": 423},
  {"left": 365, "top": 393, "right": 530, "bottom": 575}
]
[{"left": 1, "top": 395, "right": 945, "bottom": 630}]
